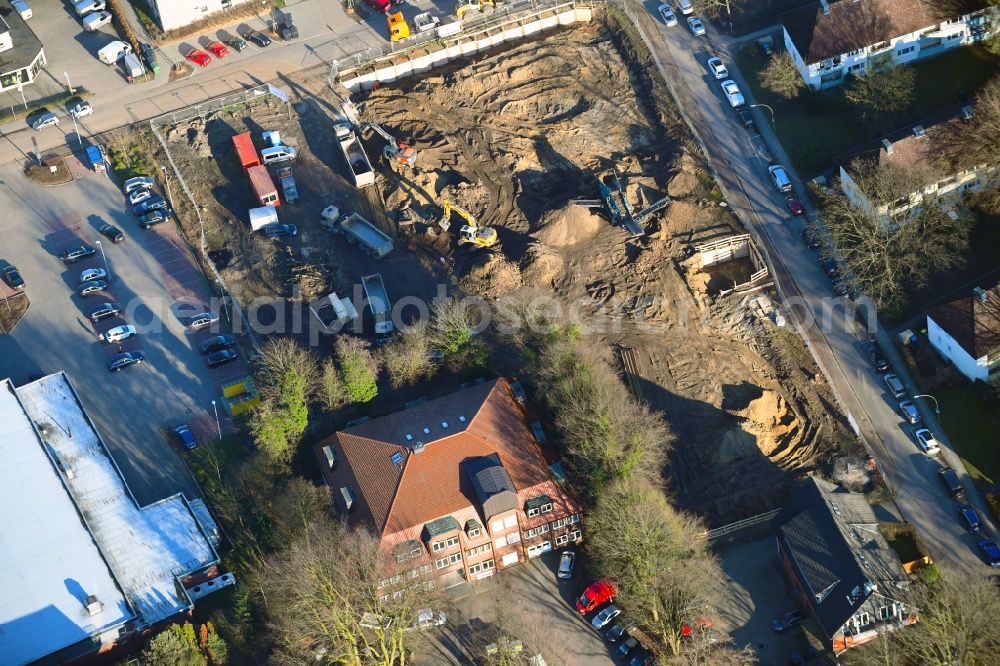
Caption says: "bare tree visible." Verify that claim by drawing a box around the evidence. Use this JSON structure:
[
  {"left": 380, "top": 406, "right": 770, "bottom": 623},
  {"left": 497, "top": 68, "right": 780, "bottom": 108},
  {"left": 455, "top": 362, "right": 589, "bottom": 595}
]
[
  {"left": 759, "top": 52, "right": 805, "bottom": 99},
  {"left": 336, "top": 336, "right": 379, "bottom": 404},
  {"left": 845, "top": 67, "right": 915, "bottom": 128},
  {"left": 254, "top": 337, "right": 320, "bottom": 403},
  {"left": 318, "top": 358, "right": 348, "bottom": 410},
  {"left": 379, "top": 324, "right": 437, "bottom": 388},
  {"left": 932, "top": 75, "right": 1000, "bottom": 171},
  {"left": 586, "top": 479, "right": 722, "bottom": 657},
  {"left": 429, "top": 296, "right": 487, "bottom": 357},
  {"left": 261, "top": 517, "right": 439, "bottom": 666},
  {"left": 690, "top": 0, "right": 748, "bottom": 18}
]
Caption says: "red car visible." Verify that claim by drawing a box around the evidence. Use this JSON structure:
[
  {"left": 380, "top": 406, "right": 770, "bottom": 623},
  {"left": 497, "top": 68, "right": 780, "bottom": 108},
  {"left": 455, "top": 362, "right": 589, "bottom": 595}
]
[
  {"left": 576, "top": 580, "right": 616, "bottom": 614},
  {"left": 185, "top": 48, "right": 212, "bottom": 67},
  {"left": 785, "top": 195, "right": 804, "bottom": 216},
  {"left": 206, "top": 41, "right": 229, "bottom": 59}
]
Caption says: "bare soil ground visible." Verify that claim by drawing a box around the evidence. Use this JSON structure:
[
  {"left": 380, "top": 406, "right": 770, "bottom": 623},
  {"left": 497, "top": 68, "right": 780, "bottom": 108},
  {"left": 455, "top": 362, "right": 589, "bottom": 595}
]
[{"left": 158, "top": 21, "right": 860, "bottom": 523}]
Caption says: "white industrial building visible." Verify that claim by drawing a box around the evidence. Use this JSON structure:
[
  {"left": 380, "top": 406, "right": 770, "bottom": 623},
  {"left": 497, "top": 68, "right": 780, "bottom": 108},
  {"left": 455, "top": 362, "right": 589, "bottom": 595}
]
[{"left": 0, "top": 373, "right": 231, "bottom": 665}]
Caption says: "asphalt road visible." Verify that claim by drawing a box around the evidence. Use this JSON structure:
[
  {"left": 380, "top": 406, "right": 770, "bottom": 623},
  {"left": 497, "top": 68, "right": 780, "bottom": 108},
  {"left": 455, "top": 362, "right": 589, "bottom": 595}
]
[
  {"left": 0, "top": 157, "right": 241, "bottom": 504},
  {"left": 633, "top": 3, "right": 991, "bottom": 574}
]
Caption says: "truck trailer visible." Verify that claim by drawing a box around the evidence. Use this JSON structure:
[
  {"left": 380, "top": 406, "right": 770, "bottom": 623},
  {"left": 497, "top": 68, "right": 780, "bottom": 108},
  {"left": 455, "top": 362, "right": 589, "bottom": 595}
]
[
  {"left": 233, "top": 132, "right": 260, "bottom": 168},
  {"left": 333, "top": 123, "right": 375, "bottom": 188},
  {"left": 321, "top": 206, "right": 393, "bottom": 259},
  {"left": 361, "top": 273, "right": 394, "bottom": 338},
  {"left": 247, "top": 165, "right": 280, "bottom": 207}
]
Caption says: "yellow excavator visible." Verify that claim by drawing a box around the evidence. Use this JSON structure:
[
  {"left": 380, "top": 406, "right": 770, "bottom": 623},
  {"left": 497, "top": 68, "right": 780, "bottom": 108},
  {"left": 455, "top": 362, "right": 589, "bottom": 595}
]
[
  {"left": 439, "top": 198, "right": 498, "bottom": 248},
  {"left": 455, "top": 0, "right": 501, "bottom": 19}
]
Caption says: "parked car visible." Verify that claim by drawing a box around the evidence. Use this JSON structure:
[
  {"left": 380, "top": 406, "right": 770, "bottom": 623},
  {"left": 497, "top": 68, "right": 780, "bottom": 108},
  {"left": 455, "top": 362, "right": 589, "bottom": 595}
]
[
  {"left": 821, "top": 258, "right": 838, "bottom": 278},
  {"left": 74, "top": 0, "right": 105, "bottom": 15},
  {"left": 128, "top": 187, "right": 153, "bottom": 205},
  {"left": 31, "top": 112, "right": 59, "bottom": 131},
  {"left": 61, "top": 244, "right": 97, "bottom": 263},
  {"left": 138, "top": 209, "right": 172, "bottom": 228},
  {"left": 224, "top": 36, "right": 249, "bottom": 52},
  {"left": 657, "top": 3, "right": 677, "bottom": 26},
  {"left": 69, "top": 101, "right": 94, "bottom": 118},
  {"left": 103, "top": 324, "right": 136, "bottom": 343},
  {"left": 78, "top": 280, "right": 107, "bottom": 296},
  {"left": 410, "top": 609, "right": 446, "bottom": 631},
  {"left": 140, "top": 43, "right": 158, "bottom": 70},
  {"left": 592, "top": 604, "right": 621, "bottom": 629},
  {"left": 2, "top": 265, "right": 24, "bottom": 289},
  {"left": 686, "top": 16, "right": 705, "bottom": 35},
  {"left": 89, "top": 302, "right": 121, "bottom": 322},
  {"left": 939, "top": 467, "right": 965, "bottom": 499},
  {"left": 735, "top": 106, "right": 754, "bottom": 129},
  {"left": 243, "top": 29, "right": 272, "bottom": 47},
  {"left": 80, "top": 267, "right": 107, "bottom": 283},
  {"left": 870, "top": 349, "right": 889, "bottom": 372},
  {"left": 558, "top": 550, "right": 576, "bottom": 579},
  {"left": 11, "top": 0, "right": 31, "bottom": 20},
  {"left": 200, "top": 334, "right": 236, "bottom": 354},
  {"left": 185, "top": 48, "right": 211, "bottom": 67},
  {"left": 99, "top": 223, "right": 125, "bottom": 243},
  {"left": 959, "top": 505, "right": 981, "bottom": 532},
  {"left": 576, "top": 580, "right": 616, "bottom": 614},
  {"left": 706, "top": 56, "right": 728, "bottom": 78},
  {"left": 263, "top": 223, "right": 297, "bottom": 239},
  {"left": 206, "top": 40, "right": 229, "bottom": 58},
  {"left": 207, "top": 348, "right": 238, "bottom": 368},
  {"left": 122, "top": 175, "right": 154, "bottom": 193},
  {"left": 785, "top": 195, "right": 804, "bottom": 216},
  {"left": 175, "top": 424, "right": 198, "bottom": 451},
  {"left": 605, "top": 622, "right": 627, "bottom": 643},
  {"left": 898, "top": 399, "right": 921, "bottom": 425},
  {"left": 107, "top": 350, "right": 144, "bottom": 371},
  {"left": 883, "top": 373, "right": 905, "bottom": 398},
  {"left": 618, "top": 635, "right": 640, "bottom": 658},
  {"left": 977, "top": 539, "right": 1000, "bottom": 567},
  {"left": 720, "top": 80, "right": 744, "bottom": 107},
  {"left": 189, "top": 311, "right": 220, "bottom": 329},
  {"left": 771, "top": 610, "right": 804, "bottom": 633},
  {"left": 82, "top": 10, "right": 112, "bottom": 30},
  {"left": 767, "top": 164, "right": 792, "bottom": 192},
  {"left": 801, "top": 225, "right": 821, "bottom": 249},
  {"left": 133, "top": 196, "right": 167, "bottom": 215},
  {"left": 912, "top": 428, "right": 940, "bottom": 456}
]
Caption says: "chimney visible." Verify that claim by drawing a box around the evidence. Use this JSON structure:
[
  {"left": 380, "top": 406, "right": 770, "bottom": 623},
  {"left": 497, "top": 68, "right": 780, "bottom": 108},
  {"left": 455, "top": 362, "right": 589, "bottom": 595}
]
[
  {"left": 820, "top": 0, "right": 830, "bottom": 14},
  {"left": 85, "top": 595, "right": 103, "bottom": 616},
  {"left": 912, "top": 125, "right": 925, "bottom": 139},
  {"left": 881, "top": 138, "right": 893, "bottom": 155},
  {"left": 413, "top": 441, "right": 426, "bottom": 454},
  {"left": 973, "top": 287, "right": 987, "bottom": 303}
]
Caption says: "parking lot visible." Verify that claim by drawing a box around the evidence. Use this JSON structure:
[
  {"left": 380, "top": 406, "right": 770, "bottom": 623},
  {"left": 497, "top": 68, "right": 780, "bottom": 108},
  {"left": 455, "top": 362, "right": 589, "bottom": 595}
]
[{"left": 0, "top": 155, "right": 247, "bottom": 504}]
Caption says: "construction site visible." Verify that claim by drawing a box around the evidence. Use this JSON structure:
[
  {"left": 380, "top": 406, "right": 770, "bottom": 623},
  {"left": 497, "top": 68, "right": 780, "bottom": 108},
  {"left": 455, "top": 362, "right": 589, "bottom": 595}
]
[{"left": 154, "top": 16, "right": 863, "bottom": 524}]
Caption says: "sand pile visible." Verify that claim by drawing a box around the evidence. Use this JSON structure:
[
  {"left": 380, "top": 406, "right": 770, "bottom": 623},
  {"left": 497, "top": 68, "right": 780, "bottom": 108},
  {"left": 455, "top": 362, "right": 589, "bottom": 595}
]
[
  {"left": 534, "top": 205, "right": 603, "bottom": 247},
  {"left": 459, "top": 254, "right": 523, "bottom": 299},
  {"left": 667, "top": 153, "right": 702, "bottom": 198},
  {"left": 521, "top": 243, "right": 566, "bottom": 287},
  {"left": 741, "top": 390, "right": 801, "bottom": 458}
]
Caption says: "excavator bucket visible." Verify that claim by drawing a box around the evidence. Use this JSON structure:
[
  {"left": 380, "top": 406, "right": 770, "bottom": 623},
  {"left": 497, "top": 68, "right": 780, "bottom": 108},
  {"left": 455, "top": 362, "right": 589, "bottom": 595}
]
[{"left": 388, "top": 12, "right": 410, "bottom": 41}]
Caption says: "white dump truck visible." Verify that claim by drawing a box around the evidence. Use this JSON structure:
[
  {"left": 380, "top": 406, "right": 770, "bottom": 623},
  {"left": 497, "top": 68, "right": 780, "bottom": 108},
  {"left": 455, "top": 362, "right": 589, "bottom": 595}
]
[
  {"left": 333, "top": 123, "right": 375, "bottom": 188},
  {"left": 321, "top": 205, "right": 394, "bottom": 259},
  {"left": 361, "top": 273, "right": 394, "bottom": 338}
]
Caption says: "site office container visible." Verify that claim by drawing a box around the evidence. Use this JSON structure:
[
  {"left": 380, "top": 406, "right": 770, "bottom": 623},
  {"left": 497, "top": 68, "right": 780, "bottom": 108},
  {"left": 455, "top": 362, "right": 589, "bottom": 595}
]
[
  {"left": 232, "top": 132, "right": 260, "bottom": 168},
  {"left": 246, "top": 165, "right": 280, "bottom": 207}
]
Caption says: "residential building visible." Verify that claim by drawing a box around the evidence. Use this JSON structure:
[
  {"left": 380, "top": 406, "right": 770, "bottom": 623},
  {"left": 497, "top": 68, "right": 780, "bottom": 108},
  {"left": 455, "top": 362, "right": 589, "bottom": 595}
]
[
  {"left": 316, "top": 378, "right": 582, "bottom": 594},
  {"left": 142, "top": 0, "right": 255, "bottom": 32},
  {"left": 0, "top": 12, "right": 47, "bottom": 93},
  {"left": 774, "top": 477, "right": 915, "bottom": 655},
  {"left": 924, "top": 272, "right": 1000, "bottom": 383},
  {"left": 0, "top": 374, "right": 231, "bottom": 666},
  {"left": 780, "top": 0, "right": 995, "bottom": 90},
  {"left": 837, "top": 106, "right": 997, "bottom": 218}
]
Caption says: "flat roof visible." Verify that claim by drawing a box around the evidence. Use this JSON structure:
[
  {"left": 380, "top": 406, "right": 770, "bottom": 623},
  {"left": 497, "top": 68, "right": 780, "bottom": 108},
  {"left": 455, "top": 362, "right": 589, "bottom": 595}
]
[
  {"left": 0, "top": 8, "right": 45, "bottom": 75},
  {"left": 1, "top": 373, "right": 219, "bottom": 665}
]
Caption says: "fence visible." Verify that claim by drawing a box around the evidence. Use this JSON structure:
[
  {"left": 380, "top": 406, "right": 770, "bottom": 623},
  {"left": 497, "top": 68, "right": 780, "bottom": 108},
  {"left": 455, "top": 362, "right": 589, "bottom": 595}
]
[
  {"left": 150, "top": 84, "right": 277, "bottom": 129},
  {"left": 700, "top": 509, "right": 781, "bottom": 541}
]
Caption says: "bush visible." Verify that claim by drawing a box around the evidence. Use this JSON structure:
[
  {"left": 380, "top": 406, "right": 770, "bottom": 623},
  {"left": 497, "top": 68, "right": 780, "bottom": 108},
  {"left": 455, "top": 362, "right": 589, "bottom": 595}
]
[
  {"left": 919, "top": 562, "right": 941, "bottom": 585},
  {"left": 336, "top": 337, "right": 378, "bottom": 404}
]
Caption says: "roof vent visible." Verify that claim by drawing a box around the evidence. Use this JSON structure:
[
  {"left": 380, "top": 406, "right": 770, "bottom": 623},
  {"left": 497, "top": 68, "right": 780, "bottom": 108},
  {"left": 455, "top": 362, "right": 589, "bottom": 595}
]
[
  {"left": 405, "top": 433, "right": 414, "bottom": 441},
  {"left": 881, "top": 138, "right": 893, "bottom": 154},
  {"left": 458, "top": 415, "right": 467, "bottom": 423},
  {"left": 973, "top": 286, "right": 987, "bottom": 303},
  {"left": 960, "top": 105, "right": 973, "bottom": 120},
  {"left": 85, "top": 595, "right": 102, "bottom": 616},
  {"left": 413, "top": 441, "right": 426, "bottom": 454},
  {"left": 390, "top": 451, "right": 404, "bottom": 465},
  {"left": 441, "top": 421, "right": 449, "bottom": 429},
  {"left": 819, "top": 0, "right": 830, "bottom": 14},
  {"left": 912, "top": 125, "right": 925, "bottom": 139},
  {"left": 423, "top": 426, "right": 431, "bottom": 435}
]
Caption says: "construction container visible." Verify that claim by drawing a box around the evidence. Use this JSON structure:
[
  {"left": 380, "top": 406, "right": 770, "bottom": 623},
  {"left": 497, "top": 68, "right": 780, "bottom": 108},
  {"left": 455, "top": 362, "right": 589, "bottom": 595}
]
[
  {"left": 232, "top": 132, "right": 260, "bottom": 169},
  {"left": 246, "top": 165, "right": 280, "bottom": 207}
]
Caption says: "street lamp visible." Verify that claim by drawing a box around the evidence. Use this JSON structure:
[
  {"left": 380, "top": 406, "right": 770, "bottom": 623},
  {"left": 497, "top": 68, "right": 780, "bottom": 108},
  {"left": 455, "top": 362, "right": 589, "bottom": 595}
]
[
  {"left": 96, "top": 240, "right": 111, "bottom": 282},
  {"left": 912, "top": 394, "right": 940, "bottom": 415},
  {"left": 750, "top": 103, "right": 775, "bottom": 124},
  {"left": 211, "top": 400, "right": 221, "bottom": 439}
]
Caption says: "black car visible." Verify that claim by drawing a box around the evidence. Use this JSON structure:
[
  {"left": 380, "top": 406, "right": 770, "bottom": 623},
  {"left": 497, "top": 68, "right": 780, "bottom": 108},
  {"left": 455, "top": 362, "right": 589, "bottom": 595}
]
[
  {"left": 243, "top": 29, "right": 272, "bottom": 47},
  {"left": 939, "top": 467, "right": 965, "bottom": 499},
  {"left": 140, "top": 43, "right": 158, "bottom": 70},
  {"left": 99, "top": 223, "right": 125, "bottom": 243},
  {"left": 225, "top": 37, "right": 248, "bottom": 52},
  {"left": 870, "top": 350, "right": 889, "bottom": 373},
  {"left": 108, "top": 350, "right": 145, "bottom": 372},
  {"left": 78, "top": 280, "right": 107, "bottom": 296},
  {"left": 605, "top": 622, "right": 627, "bottom": 643},
  {"left": 89, "top": 302, "right": 122, "bottom": 323},
  {"left": 60, "top": 244, "right": 97, "bottom": 264},
  {"left": 618, "top": 635, "right": 640, "bottom": 658},
  {"left": 2, "top": 265, "right": 24, "bottom": 289},
  {"left": 801, "top": 225, "right": 821, "bottom": 250},
  {"left": 263, "top": 223, "right": 297, "bottom": 239},
  {"left": 133, "top": 195, "right": 167, "bottom": 215},
  {"left": 207, "top": 348, "right": 238, "bottom": 368},
  {"left": 735, "top": 106, "right": 754, "bottom": 129},
  {"left": 138, "top": 209, "right": 172, "bottom": 228},
  {"left": 200, "top": 334, "right": 236, "bottom": 354}
]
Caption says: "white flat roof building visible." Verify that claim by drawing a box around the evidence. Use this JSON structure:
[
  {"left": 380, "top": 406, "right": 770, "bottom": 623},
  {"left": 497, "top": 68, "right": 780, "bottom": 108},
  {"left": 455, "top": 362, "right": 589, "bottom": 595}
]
[{"left": 0, "top": 374, "right": 220, "bottom": 665}]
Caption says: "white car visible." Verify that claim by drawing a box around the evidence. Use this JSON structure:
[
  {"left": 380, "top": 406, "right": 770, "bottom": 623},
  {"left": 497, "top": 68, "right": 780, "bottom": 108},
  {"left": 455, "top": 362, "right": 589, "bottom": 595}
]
[
  {"left": 913, "top": 428, "right": 941, "bottom": 456},
  {"left": 592, "top": 604, "right": 621, "bottom": 629},
  {"left": 768, "top": 164, "right": 792, "bottom": 192},
  {"left": 707, "top": 56, "right": 728, "bottom": 79},
  {"left": 122, "top": 175, "right": 155, "bottom": 193},
  {"left": 81, "top": 10, "right": 112, "bottom": 30},
  {"left": 128, "top": 187, "right": 153, "bottom": 205},
  {"left": 104, "top": 324, "right": 137, "bottom": 344},
  {"left": 69, "top": 101, "right": 93, "bottom": 118},
  {"left": 74, "top": 0, "right": 105, "bottom": 15},
  {"left": 657, "top": 3, "right": 677, "bottom": 26},
  {"left": 79, "top": 267, "right": 107, "bottom": 283},
  {"left": 31, "top": 112, "right": 58, "bottom": 130},
  {"left": 720, "top": 80, "right": 745, "bottom": 108},
  {"left": 687, "top": 16, "right": 705, "bottom": 36}
]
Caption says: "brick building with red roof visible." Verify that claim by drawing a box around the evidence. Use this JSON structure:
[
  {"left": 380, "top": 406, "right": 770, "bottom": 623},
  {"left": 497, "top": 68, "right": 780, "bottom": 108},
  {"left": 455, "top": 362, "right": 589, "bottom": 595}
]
[{"left": 315, "top": 377, "right": 582, "bottom": 592}]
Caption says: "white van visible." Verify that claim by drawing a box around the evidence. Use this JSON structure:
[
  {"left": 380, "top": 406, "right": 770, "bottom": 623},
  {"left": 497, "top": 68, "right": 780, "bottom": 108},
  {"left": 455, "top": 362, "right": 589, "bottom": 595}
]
[
  {"left": 261, "top": 145, "right": 297, "bottom": 165},
  {"left": 82, "top": 10, "right": 112, "bottom": 31},
  {"left": 11, "top": 0, "right": 32, "bottom": 20},
  {"left": 98, "top": 40, "right": 131, "bottom": 65},
  {"left": 74, "top": 0, "right": 105, "bottom": 15},
  {"left": 678, "top": 0, "right": 693, "bottom": 14}
]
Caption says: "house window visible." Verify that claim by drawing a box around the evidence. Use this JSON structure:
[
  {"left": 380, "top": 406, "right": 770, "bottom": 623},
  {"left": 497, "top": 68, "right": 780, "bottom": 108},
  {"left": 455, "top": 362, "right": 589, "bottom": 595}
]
[
  {"left": 527, "top": 507, "right": 540, "bottom": 518},
  {"left": 877, "top": 605, "right": 895, "bottom": 621},
  {"left": 568, "top": 529, "right": 582, "bottom": 541},
  {"left": 846, "top": 48, "right": 862, "bottom": 56},
  {"left": 467, "top": 527, "right": 481, "bottom": 539},
  {"left": 435, "top": 553, "right": 462, "bottom": 569},
  {"left": 503, "top": 515, "right": 518, "bottom": 528},
  {"left": 491, "top": 520, "right": 504, "bottom": 533},
  {"left": 896, "top": 46, "right": 915, "bottom": 56},
  {"left": 467, "top": 543, "right": 492, "bottom": 557},
  {"left": 420, "top": 564, "right": 432, "bottom": 574},
  {"left": 568, "top": 514, "right": 580, "bottom": 524},
  {"left": 507, "top": 532, "right": 521, "bottom": 544},
  {"left": 468, "top": 559, "right": 496, "bottom": 575},
  {"left": 495, "top": 535, "right": 508, "bottom": 548},
  {"left": 556, "top": 534, "right": 568, "bottom": 546},
  {"left": 849, "top": 63, "right": 864, "bottom": 72},
  {"left": 540, "top": 503, "right": 553, "bottom": 514},
  {"left": 948, "top": 32, "right": 963, "bottom": 40},
  {"left": 379, "top": 593, "right": 390, "bottom": 603},
  {"left": 431, "top": 536, "right": 459, "bottom": 552},
  {"left": 853, "top": 612, "right": 872, "bottom": 629}
]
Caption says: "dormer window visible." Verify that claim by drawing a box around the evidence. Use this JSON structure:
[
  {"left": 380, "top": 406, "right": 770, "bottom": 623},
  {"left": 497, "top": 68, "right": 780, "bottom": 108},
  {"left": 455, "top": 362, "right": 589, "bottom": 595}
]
[{"left": 525, "top": 495, "right": 554, "bottom": 518}]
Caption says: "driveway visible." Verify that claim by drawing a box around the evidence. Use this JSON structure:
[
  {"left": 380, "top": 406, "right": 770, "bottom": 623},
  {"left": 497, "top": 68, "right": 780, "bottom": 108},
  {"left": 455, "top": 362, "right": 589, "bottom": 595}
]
[
  {"left": 0, "top": 157, "right": 245, "bottom": 504},
  {"left": 630, "top": 1, "right": 991, "bottom": 574},
  {"left": 416, "top": 552, "right": 614, "bottom": 665}
]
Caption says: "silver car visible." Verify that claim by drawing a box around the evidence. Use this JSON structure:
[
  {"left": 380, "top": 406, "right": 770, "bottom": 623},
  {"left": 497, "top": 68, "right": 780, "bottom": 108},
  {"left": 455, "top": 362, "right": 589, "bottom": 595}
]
[{"left": 31, "top": 112, "right": 59, "bottom": 130}]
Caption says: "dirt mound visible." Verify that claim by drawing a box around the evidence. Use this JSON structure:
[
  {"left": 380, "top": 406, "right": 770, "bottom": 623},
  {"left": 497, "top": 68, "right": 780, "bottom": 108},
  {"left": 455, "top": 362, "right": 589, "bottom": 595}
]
[
  {"left": 667, "top": 153, "right": 702, "bottom": 198},
  {"left": 534, "top": 205, "right": 602, "bottom": 247},
  {"left": 521, "top": 243, "right": 565, "bottom": 287},
  {"left": 459, "top": 254, "right": 523, "bottom": 300},
  {"left": 740, "top": 390, "right": 801, "bottom": 458}
]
